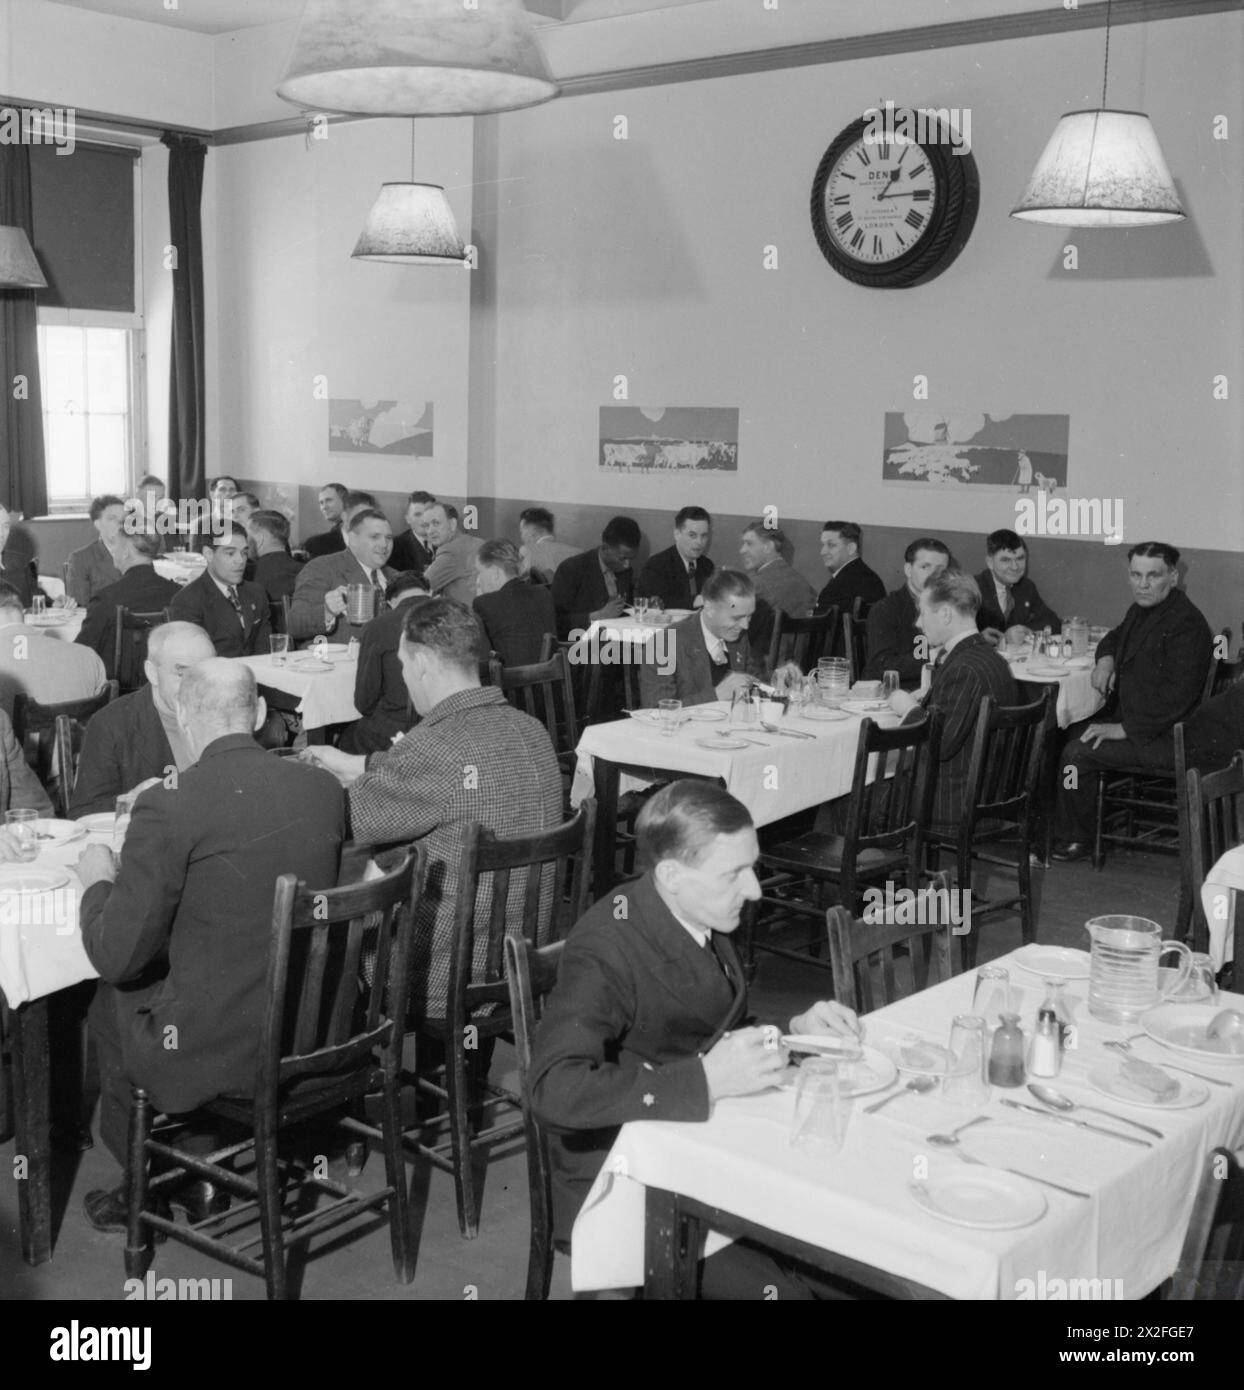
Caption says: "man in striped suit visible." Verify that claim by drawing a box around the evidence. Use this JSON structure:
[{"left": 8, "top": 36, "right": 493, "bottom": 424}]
[{"left": 888, "top": 568, "right": 1017, "bottom": 830}]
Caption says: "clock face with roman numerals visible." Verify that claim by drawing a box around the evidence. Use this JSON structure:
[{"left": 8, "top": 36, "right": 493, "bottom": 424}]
[{"left": 810, "top": 113, "right": 979, "bottom": 289}]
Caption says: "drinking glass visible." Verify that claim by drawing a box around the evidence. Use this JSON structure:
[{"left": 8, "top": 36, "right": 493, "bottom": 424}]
[
  {"left": 882, "top": 670, "right": 900, "bottom": 700},
  {"left": 4, "top": 809, "right": 39, "bottom": 862},
  {"left": 31, "top": 595, "right": 45, "bottom": 618},
  {"left": 790, "top": 1059, "right": 850, "bottom": 1153},
  {"left": 114, "top": 791, "right": 137, "bottom": 853},
  {"left": 657, "top": 698, "right": 682, "bottom": 736},
  {"left": 971, "top": 964, "right": 1012, "bottom": 1028},
  {"left": 729, "top": 686, "right": 757, "bottom": 726},
  {"left": 1166, "top": 951, "right": 1217, "bottom": 1004},
  {"left": 943, "top": 1014, "right": 989, "bottom": 1106},
  {"left": 269, "top": 634, "right": 290, "bottom": 666}
]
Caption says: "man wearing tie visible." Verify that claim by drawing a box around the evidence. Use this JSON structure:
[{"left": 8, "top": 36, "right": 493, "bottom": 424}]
[
  {"left": 167, "top": 524, "right": 271, "bottom": 658},
  {"left": 530, "top": 779, "right": 861, "bottom": 1298},
  {"left": 636, "top": 506, "right": 714, "bottom": 611},
  {"left": 288, "top": 508, "right": 396, "bottom": 643},
  {"left": 973, "top": 529, "right": 1061, "bottom": 646}
]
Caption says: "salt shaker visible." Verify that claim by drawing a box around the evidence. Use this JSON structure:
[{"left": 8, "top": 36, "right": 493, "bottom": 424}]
[{"left": 1027, "top": 1006, "right": 1062, "bottom": 1078}]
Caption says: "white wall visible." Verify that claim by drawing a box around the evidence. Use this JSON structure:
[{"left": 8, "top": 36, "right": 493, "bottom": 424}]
[{"left": 471, "top": 10, "right": 1244, "bottom": 553}]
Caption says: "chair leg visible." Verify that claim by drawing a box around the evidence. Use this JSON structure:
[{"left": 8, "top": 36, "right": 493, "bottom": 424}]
[
  {"left": 0, "top": 1002, "right": 13, "bottom": 1145},
  {"left": 254, "top": 1118, "right": 288, "bottom": 1300},
  {"left": 1092, "top": 777, "right": 1106, "bottom": 870},
  {"left": 379, "top": 1074, "right": 416, "bottom": 1284},
  {"left": 1017, "top": 835, "right": 1036, "bottom": 948},
  {"left": 446, "top": 1039, "right": 480, "bottom": 1239},
  {"left": 124, "top": 1089, "right": 154, "bottom": 1279},
  {"left": 1173, "top": 875, "right": 1193, "bottom": 946}
]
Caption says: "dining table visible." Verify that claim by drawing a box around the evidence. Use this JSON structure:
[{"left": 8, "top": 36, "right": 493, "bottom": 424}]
[
  {"left": 239, "top": 647, "right": 361, "bottom": 734},
  {"left": 571, "top": 696, "right": 899, "bottom": 893},
  {"left": 571, "top": 947, "right": 1244, "bottom": 1298},
  {"left": 0, "top": 821, "right": 103, "bottom": 1265},
  {"left": 23, "top": 609, "right": 86, "bottom": 644},
  {"left": 1001, "top": 649, "right": 1105, "bottom": 730}
]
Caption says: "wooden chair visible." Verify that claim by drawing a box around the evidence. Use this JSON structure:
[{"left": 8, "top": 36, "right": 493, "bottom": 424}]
[
  {"left": 267, "top": 596, "right": 293, "bottom": 636},
  {"left": 841, "top": 610, "right": 868, "bottom": 685},
  {"left": 827, "top": 869, "right": 959, "bottom": 1013},
  {"left": 1184, "top": 753, "right": 1244, "bottom": 957},
  {"left": 743, "top": 711, "right": 943, "bottom": 974},
  {"left": 406, "top": 802, "right": 595, "bottom": 1239},
  {"left": 122, "top": 844, "right": 427, "bottom": 1301},
  {"left": 503, "top": 935, "right": 564, "bottom": 1300},
  {"left": 494, "top": 648, "right": 581, "bottom": 784},
  {"left": 114, "top": 606, "right": 170, "bottom": 693},
  {"left": 1166, "top": 1146, "right": 1244, "bottom": 1300},
  {"left": 766, "top": 606, "right": 839, "bottom": 675},
  {"left": 12, "top": 682, "right": 118, "bottom": 813},
  {"left": 924, "top": 688, "right": 1056, "bottom": 970}
]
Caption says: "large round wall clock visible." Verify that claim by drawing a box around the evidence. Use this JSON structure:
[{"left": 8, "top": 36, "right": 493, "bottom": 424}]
[{"left": 810, "top": 110, "right": 980, "bottom": 288}]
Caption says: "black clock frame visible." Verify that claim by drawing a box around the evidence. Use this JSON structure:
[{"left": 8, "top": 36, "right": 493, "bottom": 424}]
[{"left": 810, "top": 113, "right": 980, "bottom": 289}]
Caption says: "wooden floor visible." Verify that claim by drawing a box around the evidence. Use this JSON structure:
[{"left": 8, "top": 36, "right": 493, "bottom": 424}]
[{"left": 0, "top": 848, "right": 1183, "bottom": 1301}]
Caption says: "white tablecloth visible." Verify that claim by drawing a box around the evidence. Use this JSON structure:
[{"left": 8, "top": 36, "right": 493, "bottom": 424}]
[
  {"left": 572, "top": 701, "right": 897, "bottom": 828},
  {"left": 0, "top": 830, "right": 102, "bottom": 1008},
  {"left": 154, "top": 556, "right": 205, "bottom": 586},
  {"left": 1202, "top": 847, "right": 1243, "bottom": 971},
  {"left": 239, "top": 653, "right": 361, "bottom": 731},
  {"left": 23, "top": 611, "right": 85, "bottom": 644},
  {"left": 572, "top": 954, "right": 1244, "bottom": 1296},
  {"left": 1004, "top": 654, "right": 1104, "bottom": 729}
]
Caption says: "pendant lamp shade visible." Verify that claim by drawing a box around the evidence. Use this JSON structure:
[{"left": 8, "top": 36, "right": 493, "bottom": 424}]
[
  {"left": 277, "top": 0, "right": 558, "bottom": 116},
  {"left": 1010, "top": 109, "right": 1185, "bottom": 227},
  {"left": 351, "top": 183, "right": 466, "bottom": 264},
  {"left": 0, "top": 226, "right": 47, "bottom": 289}
]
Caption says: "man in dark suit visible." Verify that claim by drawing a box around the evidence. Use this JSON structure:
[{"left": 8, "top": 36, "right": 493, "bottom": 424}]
[
  {"left": 530, "top": 779, "right": 861, "bottom": 1297},
  {"left": 974, "top": 529, "right": 1061, "bottom": 643},
  {"left": 551, "top": 515, "right": 641, "bottom": 639},
  {"left": 473, "top": 538, "right": 557, "bottom": 667},
  {"left": 639, "top": 570, "right": 798, "bottom": 708},
  {"left": 815, "top": 520, "right": 886, "bottom": 617},
  {"left": 1185, "top": 678, "right": 1244, "bottom": 773},
  {"left": 71, "top": 622, "right": 216, "bottom": 818},
  {"left": 338, "top": 572, "right": 430, "bottom": 756},
  {"left": 0, "top": 505, "right": 39, "bottom": 607},
  {"left": 1052, "top": 542, "right": 1214, "bottom": 860},
  {"left": 738, "top": 521, "right": 816, "bottom": 620},
  {"left": 636, "top": 506, "right": 714, "bottom": 611},
  {"left": 303, "top": 482, "right": 348, "bottom": 558},
  {"left": 863, "top": 537, "right": 951, "bottom": 687},
  {"left": 75, "top": 532, "right": 180, "bottom": 679},
  {"left": 888, "top": 569, "right": 1018, "bottom": 829},
  {"left": 389, "top": 490, "right": 437, "bottom": 575},
  {"left": 289, "top": 508, "right": 396, "bottom": 644},
  {"left": 66, "top": 495, "right": 128, "bottom": 607},
  {"left": 247, "top": 510, "right": 303, "bottom": 614},
  {"left": 76, "top": 659, "right": 346, "bottom": 1231},
  {"left": 168, "top": 523, "right": 271, "bottom": 657}
]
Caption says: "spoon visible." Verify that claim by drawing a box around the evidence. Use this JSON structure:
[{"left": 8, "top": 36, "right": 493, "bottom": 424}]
[
  {"left": 926, "top": 1115, "right": 992, "bottom": 1146},
  {"left": 1103, "top": 1037, "right": 1232, "bottom": 1087},
  {"left": 1026, "top": 1083, "right": 1165, "bottom": 1139},
  {"left": 863, "top": 1073, "right": 937, "bottom": 1114},
  {"left": 928, "top": 1115, "right": 1092, "bottom": 1198},
  {"left": 759, "top": 721, "right": 815, "bottom": 740}
]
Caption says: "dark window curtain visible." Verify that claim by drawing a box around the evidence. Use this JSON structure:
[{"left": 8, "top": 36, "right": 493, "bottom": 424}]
[
  {"left": 0, "top": 136, "right": 48, "bottom": 517},
  {"left": 163, "top": 134, "right": 207, "bottom": 504}
]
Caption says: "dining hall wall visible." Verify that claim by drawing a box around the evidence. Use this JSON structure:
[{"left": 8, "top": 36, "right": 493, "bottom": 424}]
[
  {"left": 467, "top": 9, "right": 1244, "bottom": 635},
  {"left": 208, "top": 116, "right": 474, "bottom": 536}
]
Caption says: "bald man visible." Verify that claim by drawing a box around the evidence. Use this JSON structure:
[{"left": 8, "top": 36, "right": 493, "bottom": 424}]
[
  {"left": 70, "top": 622, "right": 215, "bottom": 818},
  {"left": 77, "top": 659, "right": 346, "bottom": 1234}
]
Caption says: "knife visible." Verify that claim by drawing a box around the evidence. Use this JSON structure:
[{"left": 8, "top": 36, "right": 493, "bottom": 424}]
[
  {"left": 995, "top": 1167, "right": 1091, "bottom": 1199},
  {"left": 759, "top": 724, "right": 816, "bottom": 740},
  {"left": 1000, "top": 1098, "right": 1154, "bottom": 1147}
]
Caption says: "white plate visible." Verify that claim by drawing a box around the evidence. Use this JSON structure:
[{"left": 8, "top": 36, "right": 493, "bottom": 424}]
[
  {"left": 25, "top": 612, "right": 72, "bottom": 626},
  {"left": 1141, "top": 1004, "right": 1244, "bottom": 1063},
  {"left": 31, "top": 819, "right": 86, "bottom": 847},
  {"left": 289, "top": 659, "right": 333, "bottom": 674},
  {"left": 77, "top": 813, "right": 116, "bottom": 836},
  {"left": 1064, "top": 656, "right": 1093, "bottom": 669},
  {"left": 687, "top": 707, "right": 728, "bottom": 722},
  {"left": 783, "top": 1044, "right": 897, "bottom": 1099},
  {"left": 841, "top": 699, "right": 888, "bottom": 714},
  {"left": 909, "top": 1168, "right": 1047, "bottom": 1230},
  {"left": 1009, "top": 944, "right": 1091, "bottom": 981},
  {"left": 697, "top": 736, "right": 748, "bottom": 750},
  {"left": 782, "top": 1034, "right": 866, "bottom": 1061},
  {"left": 0, "top": 868, "right": 71, "bottom": 894},
  {"left": 881, "top": 1036, "right": 953, "bottom": 1076},
  {"left": 624, "top": 708, "right": 662, "bottom": 724},
  {"left": 1025, "top": 664, "right": 1070, "bottom": 678},
  {"left": 1086, "top": 1061, "right": 1208, "bottom": 1110},
  {"left": 308, "top": 643, "right": 354, "bottom": 662},
  {"left": 799, "top": 706, "right": 849, "bottom": 722}
]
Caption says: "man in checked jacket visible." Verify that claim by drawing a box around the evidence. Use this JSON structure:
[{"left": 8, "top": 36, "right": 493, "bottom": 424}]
[{"left": 302, "top": 598, "right": 564, "bottom": 1019}]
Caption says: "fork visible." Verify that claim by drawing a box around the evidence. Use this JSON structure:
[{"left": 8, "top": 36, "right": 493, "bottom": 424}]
[
  {"left": 945, "top": 1146, "right": 1091, "bottom": 1199},
  {"left": 1103, "top": 1037, "right": 1233, "bottom": 1088}
]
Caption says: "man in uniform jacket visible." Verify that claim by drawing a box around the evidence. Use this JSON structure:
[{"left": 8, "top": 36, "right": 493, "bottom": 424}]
[
  {"left": 77, "top": 660, "right": 346, "bottom": 1228},
  {"left": 636, "top": 506, "right": 714, "bottom": 611},
  {"left": 472, "top": 538, "right": 557, "bottom": 667},
  {"left": 75, "top": 532, "right": 180, "bottom": 679},
  {"left": 71, "top": 623, "right": 216, "bottom": 818},
  {"left": 551, "top": 515, "right": 641, "bottom": 639},
  {"left": 815, "top": 520, "right": 886, "bottom": 617},
  {"left": 974, "top": 529, "right": 1061, "bottom": 641},
  {"left": 338, "top": 573, "right": 430, "bottom": 756},
  {"left": 289, "top": 508, "right": 396, "bottom": 644},
  {"left": 167, "top": 524, "right": 270, "bottom": 658},
  {"left": 530, "top": 779, "right": 861, "bottom": 1296},
  {"left": 887, "top": 569, "right": 1018, "bottom": 830},
  {"left": 862, "top": 537, "right": 951, "bottom": 686},
  {"left": 1053, "top": 542, "right": 1214, "bottom": 859}
]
